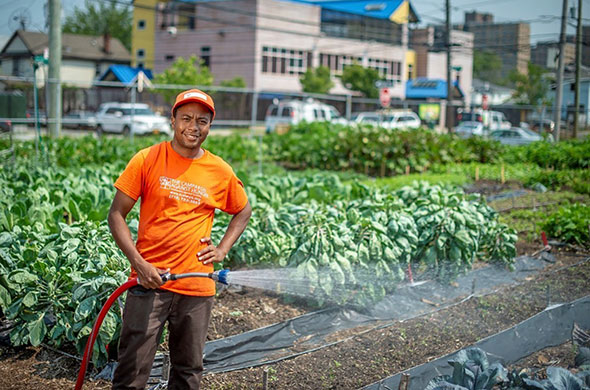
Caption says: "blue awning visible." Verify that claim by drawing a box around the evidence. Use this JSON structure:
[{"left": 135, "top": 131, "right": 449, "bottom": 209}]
[
  {"left": 291, "top": 0, "right": 419, "bottom": 22},
  {"left": 405, "top": 78, "right": 464, "bottom": 99},
  {"left": 98, "top": 65, "right": 153, "bottom": 84}
]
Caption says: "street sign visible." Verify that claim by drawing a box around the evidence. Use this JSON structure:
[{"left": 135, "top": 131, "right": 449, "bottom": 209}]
[
  {"left": 379, "top": 87, "right": 391, "bottom": 108},
  {"left": 482, "top": 94, "right": 489, "bottom": 110},
  {"left": 375, "top": 80, "right": 395, "bottom": 88},
  {"left": 33, "top": 55, "right": 48, "bottom": 65}
]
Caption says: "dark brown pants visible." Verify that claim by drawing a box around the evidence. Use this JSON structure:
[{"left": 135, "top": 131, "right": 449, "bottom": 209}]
[{"left": 112, "top": 286, "right": 213, "bottom": 390}]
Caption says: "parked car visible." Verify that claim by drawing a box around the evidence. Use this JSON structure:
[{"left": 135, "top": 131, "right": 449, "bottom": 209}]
[
  {"left": 490, "top": 127, "right": 543, "bottom": 146},
  {"left": 456, "top": 108, "right": 511, "bottom": 131},
  {"left": 265, "top": 99, "right": 347, "bottom": 133},
  {"left": 63, "top": 110, "right": 97, "bottom": 130},
  {"left": 530, "top": 119, "right": 555, "bottom": 134},
  {"left": 94, "top": 102, "right": 171, "bottom": 136},
  {"left": 25, "top": 109, "right": 47, "bottom": 126},
  {"left": 354, "top": 110, "right": 421, "bottom": 130},
  {"left": 454, "top": 121, "right": 485, "bottom": 138}
]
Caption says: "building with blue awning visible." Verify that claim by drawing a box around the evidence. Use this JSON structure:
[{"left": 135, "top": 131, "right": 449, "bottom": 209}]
[
  {"left": 405, "top": 78, "right": 464, "bottom": 100},
  {"left": 98, "top": 65, "right": 153, "bottom": 85},
  {"left": 140, "top": 0, "right": 419, "bottom": 98}
]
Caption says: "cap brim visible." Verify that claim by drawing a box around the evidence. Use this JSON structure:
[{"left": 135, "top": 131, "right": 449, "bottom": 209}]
[{"left": 172, "top": 99, "right": 215, "bottom": 119}]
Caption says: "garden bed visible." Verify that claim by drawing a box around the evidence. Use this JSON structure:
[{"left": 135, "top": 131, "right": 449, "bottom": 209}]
[
  {"left": 1, "top": 243, "right": 588, "bottom": 389},
  {"left": 1, "top": 133, "right": 589, "bottom": 390}
]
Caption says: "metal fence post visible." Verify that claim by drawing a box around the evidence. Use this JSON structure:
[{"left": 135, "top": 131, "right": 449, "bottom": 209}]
[
  {"left": 250, "top": 90, "right": 259, "bottom": 137},
  {"left": 346, "top": 94, "right": 352, "bottom": 120},
  {"left": 130, "top": 84, "right": 136, "bottom": 142}
]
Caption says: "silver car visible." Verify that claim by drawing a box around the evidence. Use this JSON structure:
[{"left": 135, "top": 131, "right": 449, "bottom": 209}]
[
  {"left": 455, "top": 121, "right": 485, "bottom": 138},
  {"left": 95, "top": 102, "right": 171, "bottom": 136},
  {"left": 490, "top": 127, "right": 543, "bottom": 145}
]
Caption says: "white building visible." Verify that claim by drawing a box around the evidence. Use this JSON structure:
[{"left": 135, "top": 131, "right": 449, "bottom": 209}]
[
  {"left": 152, "top": 0, "right": 419, "bottom": 98},
  {"left": 0, "top": 30, "right": 130, "bottom": 88}
]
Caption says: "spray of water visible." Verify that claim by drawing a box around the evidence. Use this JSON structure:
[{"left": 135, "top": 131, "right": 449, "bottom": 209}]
[
  {"left": 224, "top": 265, "right": 437, "bottom": 304},
  {"left": 223, "top": 260, "right": 502, "bottom": 308}
]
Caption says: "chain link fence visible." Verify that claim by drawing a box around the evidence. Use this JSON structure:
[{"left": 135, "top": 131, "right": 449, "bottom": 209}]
[{"left": 0, "top": 75, "right": 586, "bottom": 141}]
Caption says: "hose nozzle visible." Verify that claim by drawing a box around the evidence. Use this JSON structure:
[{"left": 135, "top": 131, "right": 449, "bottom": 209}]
[
  {"left": 159, "top": 270, "right": 229, "bottom": 285},
  {"left": 211, "top": 269, "right": 229, "bottom": 285}
]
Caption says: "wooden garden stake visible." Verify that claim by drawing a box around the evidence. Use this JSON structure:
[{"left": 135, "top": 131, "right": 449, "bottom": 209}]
[
  {"left": 475, "top": 166, "right": 479, "bottom": 181},
  {"left": 399, "top": 373, "right": 411, "bottom": 390},
  {"left": 263, "top": 369, "right": 269, "bottom": 390},
  {"left": 501, "top": 164, "right": 505, "bottom": 184},
  {"left": 405, "top": 165, "right": 410, "bottom": 175}
]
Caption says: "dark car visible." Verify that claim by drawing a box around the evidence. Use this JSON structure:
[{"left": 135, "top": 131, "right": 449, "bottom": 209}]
[
  {"left": 530, "top": 119, "right": 555, "bottom": 134},
  {"left": 63, "top": 110, "right": 97, "bottom": 129},
  {"left": 26, "top": 109, "right": 47, "bottom": 126}
]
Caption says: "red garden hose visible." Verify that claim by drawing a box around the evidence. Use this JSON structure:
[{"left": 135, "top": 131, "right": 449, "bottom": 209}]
[
  {"left": 74, "top": 278, "right": 138, "bottom": 390},
  {"left": 74, "top": 270, "right": 228, "bottom": 389}
]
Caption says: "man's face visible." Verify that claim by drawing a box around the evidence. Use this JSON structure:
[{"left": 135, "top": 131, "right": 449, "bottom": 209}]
[{"left": 171, "top": 102, "right": 212, "bottom": 151}]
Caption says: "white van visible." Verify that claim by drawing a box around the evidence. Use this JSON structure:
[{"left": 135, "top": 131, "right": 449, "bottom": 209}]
[{"left": 264, "top": 99, "right": 348, "bottom": 133}]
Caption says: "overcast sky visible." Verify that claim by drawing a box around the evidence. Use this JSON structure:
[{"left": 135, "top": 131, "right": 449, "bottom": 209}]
[{"left": 0, "top": 0, "right": 588, "bottom": 45}]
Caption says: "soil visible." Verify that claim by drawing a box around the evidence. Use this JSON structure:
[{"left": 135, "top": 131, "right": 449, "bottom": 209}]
[{"left": 1, "top": 181, "right": 589, "bottom": 390}]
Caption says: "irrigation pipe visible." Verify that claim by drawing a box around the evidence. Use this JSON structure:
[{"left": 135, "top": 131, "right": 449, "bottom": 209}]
[{"left": 74, "top": 270, "right": 229, "bottom": 390}]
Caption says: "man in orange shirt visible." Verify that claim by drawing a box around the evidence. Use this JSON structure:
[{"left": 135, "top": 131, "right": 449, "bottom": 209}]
[{"left": 108, "top": 89, "right": 252, "bottom": 389}]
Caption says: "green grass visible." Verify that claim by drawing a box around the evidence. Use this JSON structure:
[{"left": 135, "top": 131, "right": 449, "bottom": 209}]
[
  {"left": 360, "top": 172, "right": 471, "bottom": 190},
  {"left": 431, "top": 162, "right": 543, "bottom": 183}
]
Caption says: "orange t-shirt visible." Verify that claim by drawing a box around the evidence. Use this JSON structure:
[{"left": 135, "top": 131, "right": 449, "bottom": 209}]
[{"left": 114, "top": 141, "right": 248, "bottom": 296}]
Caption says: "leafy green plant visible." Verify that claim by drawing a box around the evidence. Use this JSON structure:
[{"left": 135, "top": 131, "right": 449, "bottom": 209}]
[
  {"left": 502, "top": 139, "right": 590, "bottom": 170},
  {"left": 426, "top": 348, "right": 507, "bottom": 390},
  {"left": 541, "top": 204, "right": 590, "bottom": 247},
  {"left": 0, "top": 221, "right": 128, "bottom": 366}
]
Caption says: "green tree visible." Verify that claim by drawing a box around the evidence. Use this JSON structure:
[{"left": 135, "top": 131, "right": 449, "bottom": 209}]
[
  {"left": 340, "top": 64, "right": 381, "bottom": 98},
  {"left": 153, "top": 56, "right": 214, "bottom": 104},
  {"left": 299, "top": 66, "right": 334, "bottom": 94},
  {"left": 63, "top": 0, "right": 132, "bottom": 51},
  {"left": 473, "top": 50, "right": 503, "bottom": 85},
  {"left": 508, "top": 62, "right": 551, "bottom": 106},
  {"left": 220, "top": 77, "right": 247, "bottom": 88}
]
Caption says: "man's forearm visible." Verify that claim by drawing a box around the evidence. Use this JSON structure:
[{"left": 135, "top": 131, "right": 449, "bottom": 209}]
[
  {"left": 217, "top": 202, "right": 252, "bottom": 255},
  {"left": 108, "top": 211, "right": 144, "bottom": 269}
]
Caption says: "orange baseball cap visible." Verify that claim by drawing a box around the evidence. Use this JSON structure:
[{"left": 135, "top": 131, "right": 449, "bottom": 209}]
[{"left": 172, "top": 89, "right": 215, "bottom": 119}]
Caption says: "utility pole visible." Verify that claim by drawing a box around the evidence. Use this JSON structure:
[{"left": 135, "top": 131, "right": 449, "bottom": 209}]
[
  {"left": 48, "top": 0, "right": 62, "bottom": 138},
  {"left": 446, "top": 0, "right": 453, "bottom": 132},
  {"left": 574, "top": 0, "right": 582, "bottom": 139},
  {"left": 554, "top": 0, "right": 568, "bottom": 142}
]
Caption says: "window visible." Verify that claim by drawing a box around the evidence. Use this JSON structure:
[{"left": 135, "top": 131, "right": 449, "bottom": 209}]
[
  {"left": 201, "top": 46, "right": 211, "bottom": 68},
  {"left": 137, "top": 63, "right": 144, "bottom": 69},
  {"left": 314, "top": 108, "right": 325, "bottom": 120},
  {"left": 165, "top": 55, "right": 174, "bottom": 61},
  {"left": 12, "top": 58, "right": 20, "bottom": 76},
  {"left": 320, "top": 9, "right": 403, "bottom": 44},
  {"left": 407, "top": 63, "right": 414, "bottom": 80},
  {"left": 137, "top": 20, "right": 146, "bottom": 30},
  {"left": 280, "top": 107, "right": 293, "bottom": 117},
  {"left": 137, "top": 49, "right": 145, "bottom": 59},
  {"left": 261, "top": 46, "right": 311, "bottom": 75},
  {"left": 178, "top": 3, "right": 196, "bottom": 30}
]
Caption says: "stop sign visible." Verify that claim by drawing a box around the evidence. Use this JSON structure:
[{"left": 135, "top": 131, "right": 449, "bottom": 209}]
[
  {"left": 379, "top": 88, "right": 391, "bottom": 108},
  {"left": 482, "top": 94, "right": 489, "bottom": 110}
]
